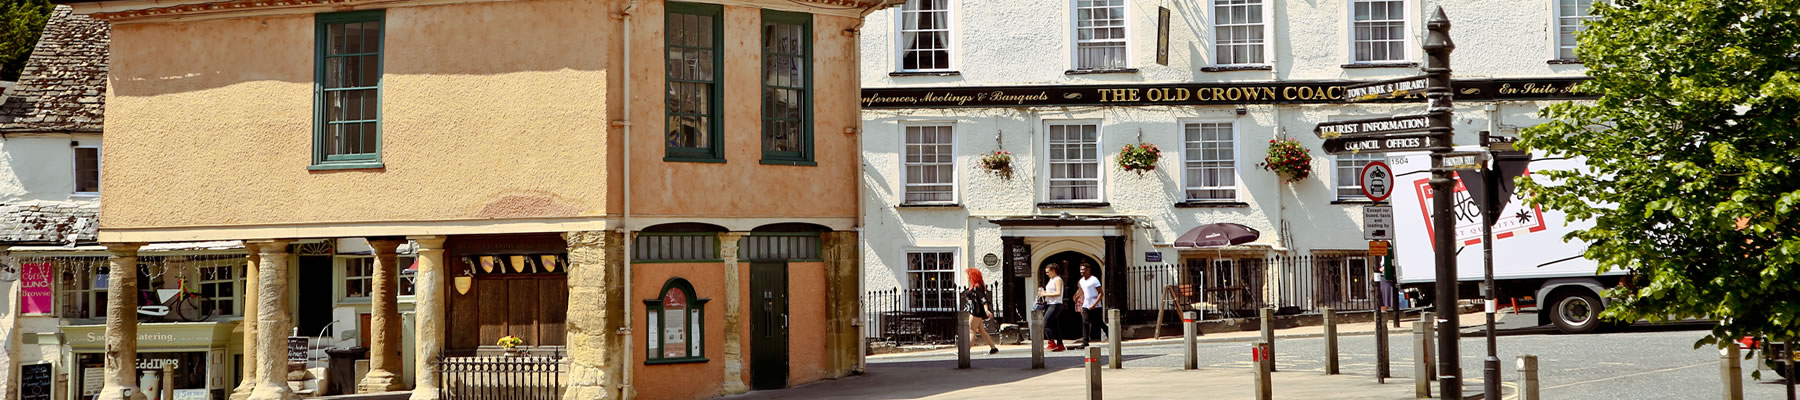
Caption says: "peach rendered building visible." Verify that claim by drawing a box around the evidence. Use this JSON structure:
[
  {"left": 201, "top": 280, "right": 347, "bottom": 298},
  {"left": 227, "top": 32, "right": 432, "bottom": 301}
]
[{"left": 51, "top": 0, "right": 887, "bottom": 398}]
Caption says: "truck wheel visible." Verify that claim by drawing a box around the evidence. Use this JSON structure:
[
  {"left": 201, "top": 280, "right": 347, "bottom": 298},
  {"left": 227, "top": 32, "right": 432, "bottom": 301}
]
[{"left": 1550, "top": 291, "right": 1601, "bottom": 334}]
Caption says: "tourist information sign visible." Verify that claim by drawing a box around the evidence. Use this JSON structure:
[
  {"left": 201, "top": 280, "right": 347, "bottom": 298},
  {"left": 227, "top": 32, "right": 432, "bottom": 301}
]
[
  {"left": 1322, "top": 133, "right": 1443, "bottom": 154},
  {"left": 1343, "top": 75, "right": 1430, "bottom": 102},
  {"left": 1313, "top": 112, "right": 1439, "bottom": 138}
]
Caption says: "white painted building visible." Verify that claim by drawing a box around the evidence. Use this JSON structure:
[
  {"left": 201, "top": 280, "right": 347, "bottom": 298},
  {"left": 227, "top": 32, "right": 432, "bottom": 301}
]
[{"left": 857, "top": 0, "right": 1596, "bottom": 329}]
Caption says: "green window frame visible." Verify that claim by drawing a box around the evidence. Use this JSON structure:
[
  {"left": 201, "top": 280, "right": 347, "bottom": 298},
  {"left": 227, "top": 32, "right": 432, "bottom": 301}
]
[
  {"left": 760, "top": 10, "right": 814, "bottom": 165},
  {"left": 644, "top": 278, "right": 708, "bottom": 364},
  {"left": 312, "top": 10, "right": 386, "bottom": 170},
  {"left": 665, "top": 2, "right": 726, "bottom": 163}
]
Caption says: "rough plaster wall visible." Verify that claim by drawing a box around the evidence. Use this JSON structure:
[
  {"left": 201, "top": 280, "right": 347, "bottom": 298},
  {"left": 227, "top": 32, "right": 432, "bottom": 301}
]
[
  {"left": 862, "top": 0, "right": 1586, "bottom": 87},
  {"left": 857, "top": 0, "right": 1587, "bottom": 292},
  {"left": 625, "top": 4, "right": 859, "bottom": 220},
  {"left": 101, "top": 0, "right": 613, "bottom": 229}
]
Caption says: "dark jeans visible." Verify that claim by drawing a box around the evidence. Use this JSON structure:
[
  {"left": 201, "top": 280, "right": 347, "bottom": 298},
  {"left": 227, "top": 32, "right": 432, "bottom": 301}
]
[
  {"left": 1081, "top": 306, "right": 1104, "bottom": 343},
  {"left": 1043, "top": 303, "right": 1066, "bottom": 346}
]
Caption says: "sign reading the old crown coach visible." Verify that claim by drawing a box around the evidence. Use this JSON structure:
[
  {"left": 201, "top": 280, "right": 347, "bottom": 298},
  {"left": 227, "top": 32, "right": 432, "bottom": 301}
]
[{"left": 861, "top": 78, "right": 1591, "bottom": 109}]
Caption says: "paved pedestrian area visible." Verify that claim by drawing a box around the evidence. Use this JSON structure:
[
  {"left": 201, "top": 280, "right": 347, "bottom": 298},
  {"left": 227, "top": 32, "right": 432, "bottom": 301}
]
[{"left": 720, "top": 363, "right": 1415, "bottom": 400}]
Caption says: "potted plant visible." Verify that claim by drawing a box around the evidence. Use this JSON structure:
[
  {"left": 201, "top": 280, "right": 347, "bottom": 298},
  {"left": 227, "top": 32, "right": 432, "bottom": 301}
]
[
  {"left": 977, "top": 150, "right": 1014, "bottom": 180},
  {"left": 1117, "top": 143, "right": 1162, "bottom": 175},
  {"left": 1259, "top": 137, "right": 1314, "bottom": 183},
  {"left": 497, "top": 335, "right": 524, "bottom": 357}
]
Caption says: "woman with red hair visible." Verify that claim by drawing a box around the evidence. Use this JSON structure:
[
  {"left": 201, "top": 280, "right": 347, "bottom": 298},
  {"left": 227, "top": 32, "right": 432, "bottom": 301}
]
[{"left": 962, "top": 268, "right": 1000, "bottom": 354}]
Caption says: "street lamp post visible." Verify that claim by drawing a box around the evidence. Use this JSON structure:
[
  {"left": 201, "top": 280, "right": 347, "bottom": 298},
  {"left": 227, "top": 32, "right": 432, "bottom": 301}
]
[
  {"left": 1422, "top": 7, "right": 1463, "bottom": 399},
  {"left": 1481, "top": 130, "right": 1503, "bottom": 400}
]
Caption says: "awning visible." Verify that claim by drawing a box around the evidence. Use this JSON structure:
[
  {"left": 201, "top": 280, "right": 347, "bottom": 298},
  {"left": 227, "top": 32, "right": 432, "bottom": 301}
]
[{"left": 1174, "top": 223, "right": 1261, "bottom": 248}]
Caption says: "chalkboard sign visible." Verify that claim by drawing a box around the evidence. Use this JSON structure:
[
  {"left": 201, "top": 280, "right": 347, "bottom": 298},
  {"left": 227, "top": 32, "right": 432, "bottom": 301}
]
[
  {"left": 287, "top": 337, "right": 310, "bottom": 361},
  {"left": 1009, "top": 242, "right": 1031, "bottom": 278},
  {"left": 20, "top": 363, "right": 51, "bottom": 400}
]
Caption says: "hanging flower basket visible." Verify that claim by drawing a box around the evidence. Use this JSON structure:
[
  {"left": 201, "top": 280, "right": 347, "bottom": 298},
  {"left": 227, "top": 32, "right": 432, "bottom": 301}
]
[
  {"left": 1259, "top": 137, "right": 1314, "bottom": 183},
  {"left": 1116, "top": 143, "right": 1162, "bottom": 175},
  {"left": 978, "top": 150, "right": 1015, "bottom": 180}
]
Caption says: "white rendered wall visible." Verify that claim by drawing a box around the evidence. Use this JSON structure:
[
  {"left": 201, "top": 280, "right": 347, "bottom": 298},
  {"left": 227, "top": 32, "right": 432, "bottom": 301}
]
[
  {"left": 0, "top": 134, "right": 100, "bottom": 203},
  {"left": 858, "top": 0, "right": 1587, "bottom": 298}
]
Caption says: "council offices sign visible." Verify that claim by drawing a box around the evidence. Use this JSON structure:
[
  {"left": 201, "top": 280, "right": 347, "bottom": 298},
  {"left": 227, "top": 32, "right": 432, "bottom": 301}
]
[{"left": 860, "top": 78, "right": 1591, "bottom": 109}]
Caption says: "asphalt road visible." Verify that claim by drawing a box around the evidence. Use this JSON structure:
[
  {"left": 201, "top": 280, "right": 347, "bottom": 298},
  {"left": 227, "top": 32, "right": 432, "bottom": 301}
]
[{"left": 873, "top": 311, "right": 1797, "bottom": 399}]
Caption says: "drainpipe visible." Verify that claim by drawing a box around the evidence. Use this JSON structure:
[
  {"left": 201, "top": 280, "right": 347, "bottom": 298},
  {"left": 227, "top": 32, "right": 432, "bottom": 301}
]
[
  {"left": 618, "top": 0, "right": 640, "bottom": 398},
  {"left": 851, "top": 0, "right": 888, "bottom": 376}
]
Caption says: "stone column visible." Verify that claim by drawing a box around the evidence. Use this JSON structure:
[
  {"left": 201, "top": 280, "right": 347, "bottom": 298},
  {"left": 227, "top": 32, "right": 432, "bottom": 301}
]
[
  {"left": 562, "top": 231, "right": 627, "bottom": 400},
  {"left": 360, "top": 238, "right": 406, "bottom": 393},
  {"left": 230, "top": 242, "right": 263, "bottom": 400},
  {"left": 246, "top": 239, "right": 296, "bottom": 400},
  {"left": 819, "top": 231, "right": 860, "bottom": 379},
  {"left": 97, "top": 243, "right": 146, "bottom": 400},
  {"left": 718, "top": 232, "right": 748, "bottom": 395},
  {"left": 407, "top": 236, "right": 447, "bottom": 400}
]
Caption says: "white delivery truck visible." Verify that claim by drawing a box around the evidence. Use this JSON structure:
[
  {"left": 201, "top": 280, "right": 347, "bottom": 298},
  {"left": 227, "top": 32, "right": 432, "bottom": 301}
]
[{"left": 1389, "top": 152, "right": 1626, "bottom": 333}]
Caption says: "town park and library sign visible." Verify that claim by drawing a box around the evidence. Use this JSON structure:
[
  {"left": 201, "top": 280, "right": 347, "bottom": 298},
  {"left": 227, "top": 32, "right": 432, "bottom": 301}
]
[{"left": 860, "top": 78, "right": 1590, "bottom": 109}]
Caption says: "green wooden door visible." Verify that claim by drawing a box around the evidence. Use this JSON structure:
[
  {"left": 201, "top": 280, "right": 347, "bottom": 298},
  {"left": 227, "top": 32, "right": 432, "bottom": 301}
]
[{"left": 749, "top": 262, "right": 789, "bottom": 390}]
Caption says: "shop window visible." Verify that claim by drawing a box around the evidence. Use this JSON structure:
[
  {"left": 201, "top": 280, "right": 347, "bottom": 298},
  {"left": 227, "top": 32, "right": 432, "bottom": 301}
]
[
  {"left": 1348, "top": 0, "right": 1408, "bottom": 63},
  {"left": 666, "top": 2, "right": 726, "bottom": 162},
  {"left": 1336, "top": 152, "right": 1384, "bottom": 200},
  {"left": 902, "top": 124, "right": 956, "bottom": 204},
  {"left": 1072, "top": 0, "right": 1128, "bottom": 70},
  {"left": 1212, "top": 0, "right": 1267, "bottom": 66},
  {"left": 739, "top": 233, "right": 820, "bottom": 262},
  {"left": 1183, "top": 121, "right": 1236, "bottom": 201},
  {"left": 312, "top": 10, "right": 386, "bottom": 170},
  {"left": 905, "top": 249, "right": 957, "bottom": 310},
  {"left": 760, "top": 10, "right": 814, "bottom": 165},
  {"left": 196, "top": 261, "right": 240, "bottom": 317},
  {"left": 343, "top": 255, "right": 417, "bottom": 300},
  {"left": 634, "top": 233, "right": 720, "bottom": 262},
  {"left": 57, "top": 258, "right": 110, "bottom": 319},
  {"left": 1553, "top": 0, "right": 1596, "bottom": 60},
  {"left": 645, "top": 278, "right": 708, "bottom": 364},
  {"left": 74, "top": 146, "right": 100, "bottom": 195},
  {"left": 1046, "top": 122, "right": 1101, "bottom": 202},
  {"left": 896, "top": 0, "right": 955, "bottom": 72}
]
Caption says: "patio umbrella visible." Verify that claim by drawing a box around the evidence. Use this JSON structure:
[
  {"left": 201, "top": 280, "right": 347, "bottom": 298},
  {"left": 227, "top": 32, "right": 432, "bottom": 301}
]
[{"left": 1174, "top": 223, "right": 1261, "bottom": 248}]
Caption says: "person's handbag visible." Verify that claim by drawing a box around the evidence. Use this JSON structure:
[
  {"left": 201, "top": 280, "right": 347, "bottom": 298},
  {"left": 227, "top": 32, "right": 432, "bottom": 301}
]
[{"left": 1032, "top": 299, "right": 1048, "bottom": 312}]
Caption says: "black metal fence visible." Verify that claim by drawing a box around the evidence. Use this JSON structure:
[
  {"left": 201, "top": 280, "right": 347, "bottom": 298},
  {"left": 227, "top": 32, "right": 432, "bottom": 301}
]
[
  {"left": 438, "top": 347, "right": 566, "bottom": 400},
  {"left": 1127, "top": 255, "right": 1379, "bottom": 319},
  {"left": 863, "top": 283, "right": 997, "bottom": 346}
]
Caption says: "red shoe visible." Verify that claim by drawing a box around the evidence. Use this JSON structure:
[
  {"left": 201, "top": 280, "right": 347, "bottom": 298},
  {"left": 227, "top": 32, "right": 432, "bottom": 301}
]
[{"left": 1050, "top": 343, "right": 1066, "bottom": 352}]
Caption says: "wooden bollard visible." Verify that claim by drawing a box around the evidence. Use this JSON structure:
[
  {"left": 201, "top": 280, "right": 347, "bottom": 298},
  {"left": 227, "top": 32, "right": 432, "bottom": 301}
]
[
  {"left": 1324, "top": 307, "right": 1339, "bottom": 375},
  {"left": 1087, "top": 346, "right": 1104, "bottom": 400},
  {"left": 1183, "top": 311, "right": 1198, "bottom": 370}
]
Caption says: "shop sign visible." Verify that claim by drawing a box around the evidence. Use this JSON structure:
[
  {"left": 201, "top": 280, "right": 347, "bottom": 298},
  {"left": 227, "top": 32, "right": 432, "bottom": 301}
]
[
  {"left": 1010, "top": 242, "right": 1032, "bottom": 278},
  {"left": 288, "top": 337, "right": 310, "bottom": 361},
  {"left": 82, "top": 368, "right": 103, "bottom": 396},
  {"left": 20, "top": 261, "right": 54, "bottom": 314},
  {"left": 21, "top": 363, "right": 51, "bottom": 400},
  {"left": 63, "top": 323, "right": 231, "bottom": 349},
  {"left": 1155, "top": 7, "right": 1171, "bottom": 65},
  {"left": 172, "top": 390, "right": 210, "bottom": 400},
  {"left": 860, "top": 78, "right": 1591, "bottom": 109}
]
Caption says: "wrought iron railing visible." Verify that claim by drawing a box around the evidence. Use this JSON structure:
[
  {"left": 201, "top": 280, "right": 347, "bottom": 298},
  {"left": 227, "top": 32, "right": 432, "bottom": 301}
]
[
  {"left": 438, "top": 347, "right": 566, "bottom": 400},
  {"left": 862, "top": 284, "right": 996, "bottom": 346}
]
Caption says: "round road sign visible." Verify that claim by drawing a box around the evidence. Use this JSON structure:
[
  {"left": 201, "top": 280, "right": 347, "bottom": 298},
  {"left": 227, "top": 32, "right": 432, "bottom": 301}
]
[{"left": 1360, "top": 161, "right": 1393, "bottom": 202}]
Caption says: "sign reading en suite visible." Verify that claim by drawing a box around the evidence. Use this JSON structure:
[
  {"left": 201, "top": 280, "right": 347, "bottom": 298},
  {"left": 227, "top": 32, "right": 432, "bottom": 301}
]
[{"left": 861, "top": 78, "right": 1591, "bottom": 109}]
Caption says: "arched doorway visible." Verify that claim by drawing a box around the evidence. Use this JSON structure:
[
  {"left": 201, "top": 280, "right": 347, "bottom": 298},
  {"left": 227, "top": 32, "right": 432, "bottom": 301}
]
[{"left": 1037, "top": 251, "right": 1102, "bottom": 341}]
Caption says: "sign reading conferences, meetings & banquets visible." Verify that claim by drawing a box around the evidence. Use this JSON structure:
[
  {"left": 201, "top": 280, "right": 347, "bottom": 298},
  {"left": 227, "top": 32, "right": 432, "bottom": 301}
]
[{"left": 860, "top": 78, "right": 1591, "bottom": 109}]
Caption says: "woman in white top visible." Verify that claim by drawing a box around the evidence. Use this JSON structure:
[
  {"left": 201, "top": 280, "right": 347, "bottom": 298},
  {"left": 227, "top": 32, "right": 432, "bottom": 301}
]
[{"left": 1037, "top": 263, "right": 1067, "bottom": 352}]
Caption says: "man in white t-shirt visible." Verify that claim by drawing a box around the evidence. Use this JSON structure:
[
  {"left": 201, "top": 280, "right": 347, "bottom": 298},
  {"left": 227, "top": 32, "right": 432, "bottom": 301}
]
[{"left": 1077, "top": 262, "right": 1105, "bottom": 347}]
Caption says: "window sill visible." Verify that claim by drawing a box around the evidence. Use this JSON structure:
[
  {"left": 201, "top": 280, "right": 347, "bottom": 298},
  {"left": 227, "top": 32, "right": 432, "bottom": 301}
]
[
  {"left": 760, "top": 159, "right": 817, "bottom": 167},
  {"left": 70, "top": 193, "right": 99, "bottom": 198},
  {"left": 1340, "top": 62, "right": 1419, "bottom": 69},
  {"left": 890, "top": 71, "right": 961, "bottom": 77},
  {"left": 1037, "top": 202, "right": 1110, "bottom": 209},
  {"left": 1173, "top": 201, "right": 1249, "bottom": 208},
  {"left": 664, "top": 156, "right": 726, "bottom": 164},
  {"left": 898, "top": 203, "right": 963, "bottom": 209},
  {"left": 646, "top": 357, "right": 709, "bottom": 365},
  {"left": 1330, "top": 199, "right": 1384, "bottom": 205},
  {"left": 1200, "top": 65, "right": 1273, "bottom": 72},
  {"left": 1546, "top": 59, "right": 1584, "bottom": 65},
  {"left": 309, "top": 160, "right": 386, "bottom": 171},
  {"left": 1065, "top": 68, "right": 1139, "bottom": 75}
]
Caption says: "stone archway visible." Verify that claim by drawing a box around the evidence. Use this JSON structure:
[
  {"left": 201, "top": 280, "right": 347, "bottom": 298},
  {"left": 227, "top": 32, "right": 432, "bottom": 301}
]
[{"left": 1035, "top": 250, "right": 1102, "bottom": 342}]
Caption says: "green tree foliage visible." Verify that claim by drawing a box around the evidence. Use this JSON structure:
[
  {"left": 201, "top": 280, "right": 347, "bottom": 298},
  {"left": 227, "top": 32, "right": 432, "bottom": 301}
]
[
  {"left": 2, "top": 0, "right": 54, "bottom": 81},
  {"left": 1520, "top": 0, "right": 1799, "bottom": 348}
]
